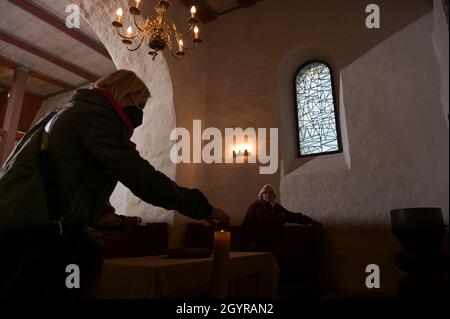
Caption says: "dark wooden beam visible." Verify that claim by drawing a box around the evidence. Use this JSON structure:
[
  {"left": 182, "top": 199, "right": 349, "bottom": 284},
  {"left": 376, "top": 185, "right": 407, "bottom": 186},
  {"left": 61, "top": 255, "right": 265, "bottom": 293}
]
[
  {"left": 237, "top": 0, "right": 261, "bottom": 7},
  {"left": 0, "top": 30, "right": 99, "bottom": 82},
  {"left": 0, "top": 55, "right": 76, "bottom": 90},
  {"left": 7, "top": 0, "right": 111, "bottom": 59},
  {"left": 0, "top": 80, "right": 44, "bottom": 100},
  {"left": 179, "top": 0, "right": 218, "bottom": 23},
  {"left": 0, "top": 56, "right": 16, "bottom": 70}
]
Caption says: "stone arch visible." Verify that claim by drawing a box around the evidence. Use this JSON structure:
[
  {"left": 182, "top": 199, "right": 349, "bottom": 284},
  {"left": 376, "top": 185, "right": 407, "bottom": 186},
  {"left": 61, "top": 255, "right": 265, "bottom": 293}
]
[{"left": 72, "top": 0, "right": 177, "bottom": 224}]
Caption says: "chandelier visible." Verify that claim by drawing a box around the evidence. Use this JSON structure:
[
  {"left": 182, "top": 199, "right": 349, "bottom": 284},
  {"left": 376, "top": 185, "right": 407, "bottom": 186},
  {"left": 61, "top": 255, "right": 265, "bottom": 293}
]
[{"left": 112, "top": 0, "right": 202, "bottom": 60}]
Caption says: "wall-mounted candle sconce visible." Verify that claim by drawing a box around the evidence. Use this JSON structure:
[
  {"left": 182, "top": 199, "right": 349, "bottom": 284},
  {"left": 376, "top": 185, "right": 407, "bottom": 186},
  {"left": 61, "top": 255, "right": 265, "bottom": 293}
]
[{"left": 233, "top": 149, "right": 249, "bottom": 158}]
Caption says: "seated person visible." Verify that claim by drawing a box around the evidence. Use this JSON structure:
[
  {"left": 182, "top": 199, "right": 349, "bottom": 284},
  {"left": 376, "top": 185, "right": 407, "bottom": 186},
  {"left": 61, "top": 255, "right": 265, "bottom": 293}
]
[{"left": 240, "top": 184, "right": 316, "bottom": 262}]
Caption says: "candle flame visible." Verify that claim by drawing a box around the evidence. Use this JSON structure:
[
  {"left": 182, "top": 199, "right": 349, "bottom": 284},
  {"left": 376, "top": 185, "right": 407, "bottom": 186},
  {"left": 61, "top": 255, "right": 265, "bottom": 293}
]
[
  {"left": 116, "top": 8, "right": 123, "bottom": 16},
  {"left": 179, "top": 39, "right": 183, "bottom": 46},
  {"left": 191, "top": 6, "right": 196, "bottom": 14},
  {"left": 194, "top": 26, "right": 199, "bottom": 33},
  {"left": 127, "top": 26, "right": 133, "bottom": 35}
]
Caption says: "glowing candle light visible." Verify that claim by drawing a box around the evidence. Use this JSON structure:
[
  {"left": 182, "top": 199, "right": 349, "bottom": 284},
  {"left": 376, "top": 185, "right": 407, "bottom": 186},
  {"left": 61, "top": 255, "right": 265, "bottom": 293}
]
[
  {"left": 178, "top": 39, "right": 184, "bottom": 52},
  {"left": 127, "top": 26, "right": 133, "bottom": 37},
  {"left": 194, "top": 26, "right": 200, "bottom": 39},
  {"left": 135, "top": 0, "right": 141, "bottom": 8},
  {"left": 190, "top": 6, "right": 196, "bottom": 18},
  {"left": 211, "top": 230, "right": 230, "bottom": 299},
  {"left": 116, "top": 8, "right": 123, "bottom": 23}
]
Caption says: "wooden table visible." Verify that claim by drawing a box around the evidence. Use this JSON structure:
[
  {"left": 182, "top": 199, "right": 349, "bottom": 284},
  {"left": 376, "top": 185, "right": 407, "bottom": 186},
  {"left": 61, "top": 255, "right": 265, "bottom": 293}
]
[{"left": 97, "top": 251, "right": 279, "bottom": 299}]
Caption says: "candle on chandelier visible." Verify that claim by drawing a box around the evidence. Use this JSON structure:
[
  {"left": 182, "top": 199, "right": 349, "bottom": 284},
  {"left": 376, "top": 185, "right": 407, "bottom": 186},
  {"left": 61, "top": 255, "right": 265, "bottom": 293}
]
[
  {"left": 194, "top": 26, "right": 200, "bottom": 39},
  {"left": 135, "top": 0, "right": 141, "bottom": 9},
  {"left": 116, "top": 8, "right": 123, "bottom": 23},
  {"left": 191, "top": 6, "right": 196, "bottom": 18},
  {"left": 127, "top": 26, "right": 133, "bottom": 37},
  {"left": 178, "top": 39, "right": 184, "bottom": 52}
]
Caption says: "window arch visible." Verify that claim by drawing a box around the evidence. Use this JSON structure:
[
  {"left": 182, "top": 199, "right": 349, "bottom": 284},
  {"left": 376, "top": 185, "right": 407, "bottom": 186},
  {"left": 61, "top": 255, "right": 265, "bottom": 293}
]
[{"left": 294, "top": 61, "right": 342, "bottom": 157}]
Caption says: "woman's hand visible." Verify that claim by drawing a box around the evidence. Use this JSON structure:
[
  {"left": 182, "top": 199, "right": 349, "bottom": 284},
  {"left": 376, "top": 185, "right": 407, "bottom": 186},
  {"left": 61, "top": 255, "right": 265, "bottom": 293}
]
[{"left": 206, "top": 207, "right": 230, "bottom": 228}]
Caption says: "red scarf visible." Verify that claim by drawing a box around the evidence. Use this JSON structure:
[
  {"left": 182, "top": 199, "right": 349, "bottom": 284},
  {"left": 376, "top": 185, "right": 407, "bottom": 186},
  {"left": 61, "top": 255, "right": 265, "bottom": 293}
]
[{"left": 91, "top": 87, "right": 134, "bottom": 137}]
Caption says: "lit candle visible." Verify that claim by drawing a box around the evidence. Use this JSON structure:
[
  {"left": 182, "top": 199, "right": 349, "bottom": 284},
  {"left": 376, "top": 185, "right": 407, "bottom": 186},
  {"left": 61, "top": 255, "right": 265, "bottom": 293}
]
[
  {"left": 135, "top": 0, "right": 141, "bottom": 9},
  {"left": 178, "top": 39, "right": 184, "bottom": 52},
  {"left": 190, "top": 6, "right": 196, "bottom": 18},
  {"left": 116, "top": 8, "right": 123, "bottom": 23},
  {"left": 127, "top": 26, "right": 133, "bottom": 37},
  {"left": 211, "top": 230, "right": 230, "bottom": 299},
  {"left": 194, "top": 26, "right": 200, "bottom": 39}
]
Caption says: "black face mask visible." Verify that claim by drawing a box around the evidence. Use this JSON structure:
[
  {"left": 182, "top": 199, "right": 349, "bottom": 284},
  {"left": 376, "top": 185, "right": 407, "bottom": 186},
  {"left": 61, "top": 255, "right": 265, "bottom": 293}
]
[{"left": 123, "top": 106, "right": 143, "bottom": 128}]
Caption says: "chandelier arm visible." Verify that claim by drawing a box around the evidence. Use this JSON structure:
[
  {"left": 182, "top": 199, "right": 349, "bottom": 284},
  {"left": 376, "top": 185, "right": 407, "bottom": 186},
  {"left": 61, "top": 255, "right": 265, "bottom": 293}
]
[
  {"left": 126, "top": 34, "right": 145, "bottom": 51},
  {"left": 170, "top": 50, "right": 184, "bottom": 61},
  {"left": 115, "top": 27, "right": 141, "bottom": 40},
  {"left": 178, "top": 29, "right": 194, "bottom": 37},
  {"left": 168, "top": 19, "right": 193, "bottom": 37},
  {"left": 167, "top": 21, "right": 194, "bottom": 51},
  {"left": 133, "top": 14, "right": 146, "bottom": 32},
  {"left": 180, "top": 41, "right": 195, "bottom": 51},
  {"left": 179, "top": 26, "right": 194, "bottom": 37}
]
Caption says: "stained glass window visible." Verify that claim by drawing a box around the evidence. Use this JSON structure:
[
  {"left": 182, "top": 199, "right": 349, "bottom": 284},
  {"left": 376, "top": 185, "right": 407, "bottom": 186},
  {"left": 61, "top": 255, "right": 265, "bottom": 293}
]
[{"left": 295, "top": 61, "right": 341, "bottom": 157}]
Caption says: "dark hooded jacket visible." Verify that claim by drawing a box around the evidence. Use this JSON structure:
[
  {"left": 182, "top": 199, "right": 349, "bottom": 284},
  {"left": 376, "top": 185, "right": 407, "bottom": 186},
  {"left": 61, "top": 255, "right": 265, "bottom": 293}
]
[
  {"left": 240, "top": 200, "right": 314, "bottom": 260},
  {"left": 0, "top": 88, "right": 212, "bottom": 298}
]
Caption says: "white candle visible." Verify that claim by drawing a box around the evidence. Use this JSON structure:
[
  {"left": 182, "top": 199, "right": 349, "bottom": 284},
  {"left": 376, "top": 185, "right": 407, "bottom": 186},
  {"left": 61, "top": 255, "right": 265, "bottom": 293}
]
[
  {"left": 135, "top": 0, "right": 141, "bottom": 9},
  {"left": 178, "top": 39, "right": 184, "bottom": 52},
  {"left": 211, "top": 230, "right": 230, "bottom": 299},
  {"left": 194, "top": 26, "right": 200, "bottom": 39},
  {"left": 191, "top": 6, "right": 196, "bottom": 18},
  {"left": 116, "top": 8, "right": 123, "bottom": 23}
]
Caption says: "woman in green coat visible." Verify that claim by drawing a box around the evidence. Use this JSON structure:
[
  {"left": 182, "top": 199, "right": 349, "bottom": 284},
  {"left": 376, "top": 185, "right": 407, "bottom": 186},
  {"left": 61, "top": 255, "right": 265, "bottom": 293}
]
[{"left": 0, "top": 69, "right": 229, "bottom": 299}]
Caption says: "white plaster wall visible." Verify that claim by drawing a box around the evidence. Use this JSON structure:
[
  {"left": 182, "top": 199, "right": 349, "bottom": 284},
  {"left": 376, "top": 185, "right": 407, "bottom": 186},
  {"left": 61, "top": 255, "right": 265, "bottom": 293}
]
[
  {"left": 160, "top": 1, "right": 210, "bottom": 248},
  {"left": 202, "top": 0, "right": 433, "bottom": 227},
  {"left": 432, "top": 0, "right": 449, "bottom": 127},
  {"left": 200, "top": 0, "right": 445, "bottom": 294},
  {"left": 280, "top": 13, "right": 449, "bottom": 293},
  {"left": 72, "top": 0, "right": 177, "bottom": 224}
]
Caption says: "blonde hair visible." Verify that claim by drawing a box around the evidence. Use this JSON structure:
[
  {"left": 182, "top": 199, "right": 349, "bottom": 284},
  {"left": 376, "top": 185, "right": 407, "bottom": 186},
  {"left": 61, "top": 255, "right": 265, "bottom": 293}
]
[
  {"left": 94, "top": 69, "right": 150, "bottom": 106},
  {"left": 258, "top": 184, "right": 276, "bottom": 200}
]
